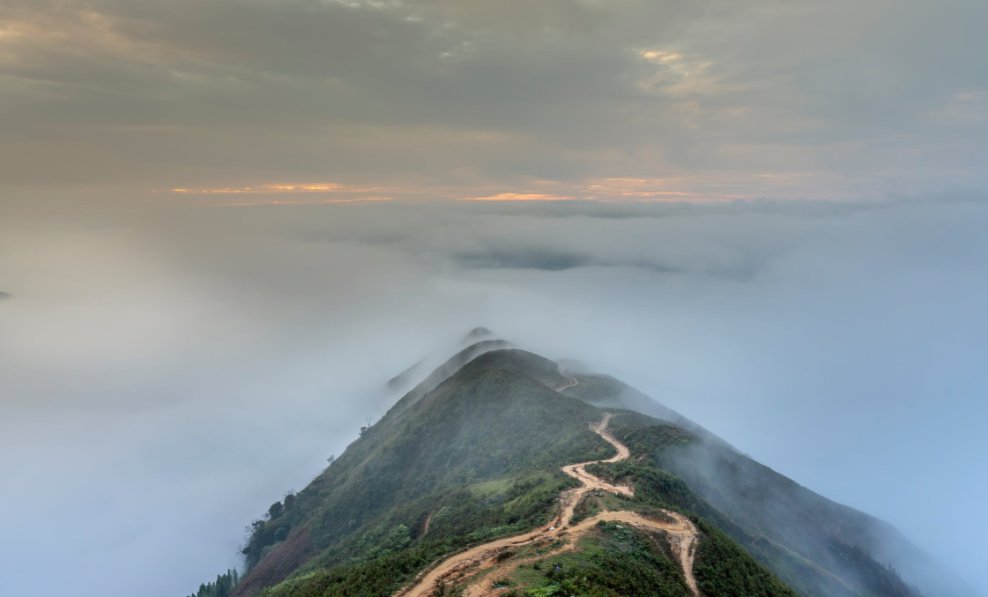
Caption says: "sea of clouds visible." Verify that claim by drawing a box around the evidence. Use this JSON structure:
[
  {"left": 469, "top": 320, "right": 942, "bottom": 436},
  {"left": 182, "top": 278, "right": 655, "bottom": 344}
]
[{"left": 1, "top": 196, "right": 986, "bottom": 595}]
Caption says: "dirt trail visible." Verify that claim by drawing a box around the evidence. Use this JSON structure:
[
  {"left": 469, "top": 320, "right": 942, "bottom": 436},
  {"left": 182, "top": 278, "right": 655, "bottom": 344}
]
[
  {"left": 394, "top": 412, "right": 701, "bottom": 597},
  {"left": 421, "top": 510, "right": 436, "bottom": 537},
  {"left": 554, "top": 375, "right": 580, "bottom": 392}
]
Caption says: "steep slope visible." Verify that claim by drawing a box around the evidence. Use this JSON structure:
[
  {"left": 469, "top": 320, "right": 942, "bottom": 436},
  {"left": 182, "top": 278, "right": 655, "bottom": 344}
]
[
  {"left": 559, "top": 369, "right": 967, "bottom": 596},
  {"left": 589, "top": 413, "right": 920, "bottom": 596},
  {"left": 392, "top": 413, "right": 705, "bottom": 597},
  {"left": 233, "top": 350, "right": 608, "bottom": 595},
  {"left": 386, "top": 328, "right": 502, "bottom": 395},
  {"left": 220, "top": 348, "right": 792, "bottom": 597},
  {"left": 559, "top": 373, "right": 728, "bottom": 446},
  {"left": 188, "top": 341, "right": 955, "bottom": 597},
  {"left": 653, "top": 425, "right": 970, "bottom": 596},
  {"left": 384, "top": 339, "right": 513, "bottom": 416}
]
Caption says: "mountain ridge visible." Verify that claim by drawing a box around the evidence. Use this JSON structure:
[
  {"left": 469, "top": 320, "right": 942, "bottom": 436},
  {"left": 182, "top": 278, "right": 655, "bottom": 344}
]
[{"left": 189, "top": 337, "right": 965, "bottom": 597}]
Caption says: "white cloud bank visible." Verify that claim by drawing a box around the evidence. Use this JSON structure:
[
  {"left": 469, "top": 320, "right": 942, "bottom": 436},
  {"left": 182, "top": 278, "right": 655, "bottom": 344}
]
[{"left": 1, "top": 196, "right": 986, "bottom": 595}]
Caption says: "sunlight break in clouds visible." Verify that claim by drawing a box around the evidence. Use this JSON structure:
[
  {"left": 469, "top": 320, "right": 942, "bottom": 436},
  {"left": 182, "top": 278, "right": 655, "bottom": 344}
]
[
  {"left": 463, "top": 192, "right": 573, "bottom": 202},
  {"left": 171, "top": 183, "right": 346, "bottom": 194},
  {"left": 167, "top": 182, "right": 396, "bottom": 206}
]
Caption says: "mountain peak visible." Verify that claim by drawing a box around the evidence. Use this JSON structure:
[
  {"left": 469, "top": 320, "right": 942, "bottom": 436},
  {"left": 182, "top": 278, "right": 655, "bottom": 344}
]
[
  {"left": 461, "top": 326, "right": 495, "bottom": 343},
  {"left": 193, "top": 341, "right": 956, "bottom": 597}
]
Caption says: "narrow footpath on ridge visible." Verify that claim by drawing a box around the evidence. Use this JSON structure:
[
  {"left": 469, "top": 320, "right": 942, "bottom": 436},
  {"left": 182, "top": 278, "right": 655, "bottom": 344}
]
[{"left": 394, "top": 406, "right": 701, "bottom": 597}]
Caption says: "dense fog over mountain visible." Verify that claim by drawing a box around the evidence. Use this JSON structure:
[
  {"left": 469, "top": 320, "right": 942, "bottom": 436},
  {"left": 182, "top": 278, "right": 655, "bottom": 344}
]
[
  {"left": 1, "top": 197, "right": 985, "bottom": 595},
  {"left": 3, "top": 0, "right": 987, "bottom": 591}
]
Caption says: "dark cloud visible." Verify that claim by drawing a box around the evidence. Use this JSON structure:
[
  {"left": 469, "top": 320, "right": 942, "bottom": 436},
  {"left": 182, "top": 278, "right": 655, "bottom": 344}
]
[
  {"left": 455, "top": 248, "right": 592, "bottom": 271},
  {"left": 453, "top": 247, "right": 697, "bottom": 276},
  {"left": 0, "top": 0, "right": 985, "bottom": 193}
]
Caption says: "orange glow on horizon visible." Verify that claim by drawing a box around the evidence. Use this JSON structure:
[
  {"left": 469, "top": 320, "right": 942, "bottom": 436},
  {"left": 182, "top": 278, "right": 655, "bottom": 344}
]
[
  {"left": 170, "top": 182, "right": 345, "bottom": 195},
  {"left": 462, "top": 192, "right": 573, "bottom": 202},
  {"left": 166, "top": 170, "right": 821, "bottom": 206}
]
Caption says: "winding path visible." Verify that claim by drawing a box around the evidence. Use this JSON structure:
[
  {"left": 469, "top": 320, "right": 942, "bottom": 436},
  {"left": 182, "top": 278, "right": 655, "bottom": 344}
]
[
  {"left": 394, "top": 413, "right": 700, "bottom": 597},
  {"left": 554, "top": 375, "right": 580, "bottom": 392}
]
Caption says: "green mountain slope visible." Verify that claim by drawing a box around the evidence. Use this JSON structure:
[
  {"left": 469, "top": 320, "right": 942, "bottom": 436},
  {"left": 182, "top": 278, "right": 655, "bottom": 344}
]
[
  {"left": 232, "top": 349, "right": 610, "bottom": 596},
  {"left": 188, "top": 342, "right": 950, "bottom": 597},
  {"left": 560, "top": 375, "right": 966, "bottom": 596},
  {"left": 590, "top": 413, "right": 917, "bottom": 596}
]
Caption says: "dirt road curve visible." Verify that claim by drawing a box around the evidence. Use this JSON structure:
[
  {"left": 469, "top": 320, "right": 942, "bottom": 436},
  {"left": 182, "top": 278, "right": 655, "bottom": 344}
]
[
  {"left": 394, "top": 413, "right": 700, "bottom": 597},
  {"left": 554, "top": 376, "right": 580, "bottom": 392}
]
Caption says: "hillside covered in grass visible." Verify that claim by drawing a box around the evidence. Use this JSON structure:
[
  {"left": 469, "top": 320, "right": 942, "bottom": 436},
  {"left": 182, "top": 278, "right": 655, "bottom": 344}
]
[
  {"left": 186, "top": 343, "right": 944, "bottom": 597},
  {"left": 231, "top": 349, "right": 613, "bottom": 595}
]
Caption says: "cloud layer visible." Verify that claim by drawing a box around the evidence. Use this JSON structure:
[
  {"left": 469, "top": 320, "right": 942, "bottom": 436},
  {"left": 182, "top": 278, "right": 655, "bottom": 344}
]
[
  {"left": 2, "top": 197, "right": 987, "bottom": 595},
  {"left": 1, "top": 0, "right": 987, "bottom": 198},
  {"left": 2, "top": 1, "right": 987, "bottom": 594}
]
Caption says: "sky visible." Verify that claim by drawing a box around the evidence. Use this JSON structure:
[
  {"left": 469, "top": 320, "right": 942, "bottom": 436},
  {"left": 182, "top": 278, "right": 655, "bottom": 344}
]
[
  {"left": 1, "top": 1, "right": 987, "bottom": 596},
  {"left": 1, "top": 0, "right": 987, "bottom": 200}
]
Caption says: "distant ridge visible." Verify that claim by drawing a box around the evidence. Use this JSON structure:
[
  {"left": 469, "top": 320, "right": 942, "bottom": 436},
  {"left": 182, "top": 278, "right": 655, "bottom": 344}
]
[{"left": 384, "top": 327, "right": 501, "bottom": 394}]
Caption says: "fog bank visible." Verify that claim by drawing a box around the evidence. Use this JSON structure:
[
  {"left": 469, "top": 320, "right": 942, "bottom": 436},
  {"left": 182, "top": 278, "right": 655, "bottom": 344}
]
[{"left": 1, "top": 196, "right": 986, "bottom": 595}]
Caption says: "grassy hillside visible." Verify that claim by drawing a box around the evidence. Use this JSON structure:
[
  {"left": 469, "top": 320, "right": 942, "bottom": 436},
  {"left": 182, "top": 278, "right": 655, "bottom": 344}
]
[
  {"left": 209, "top": 349, "right": 796, "bottom": 597},
  {"left": 599, "top": 411, "right": 920, "bottom": 597},
  {"left": 233, "top": 350, "right": 610, "bottom": 595},
  {"left": 189, "top": 345, "right": 932, "bottom": 597},
  {"left": 484, "top": 521, "right": 690, "bottom": 597},
  {"left": 384, "top": 339, "right": 512, "bottom": 416}
]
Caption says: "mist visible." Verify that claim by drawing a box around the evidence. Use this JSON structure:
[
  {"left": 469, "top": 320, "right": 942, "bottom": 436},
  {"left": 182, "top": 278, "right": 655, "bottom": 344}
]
[{"left": 1, "top": 196, "right": 986, "bottom": 595}]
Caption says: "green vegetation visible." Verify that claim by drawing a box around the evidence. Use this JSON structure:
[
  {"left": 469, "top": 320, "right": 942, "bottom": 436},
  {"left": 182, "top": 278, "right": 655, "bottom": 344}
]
[
  {"left": 257, "top": 470, "right": 580, "bottom": 595},
  {"left": 229, "top": 351, "right": 611, "bottom": 594},
  {"left": 261, "top": 545, "right": 440, "bottom": 597},
  {"left": 503, "top": 522, "right": 688, "bottom": 596},
  {"left": 693, "top": 522, "right": 797, "bottom": 597},
  {"left": 251, "top": 381, "right": 795, "bottom": 596},
  {"left": 187, "top": 569, "right": 239, "bottom": 597},
  {"left": 585, "top": 459, "right": 795, "bottom": 597},
  {"left": 188, "top": 347, "right": 915, "bottom": 597},
  {"left": 601, "top": 412, "right": 918, "bottom": 597}
]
